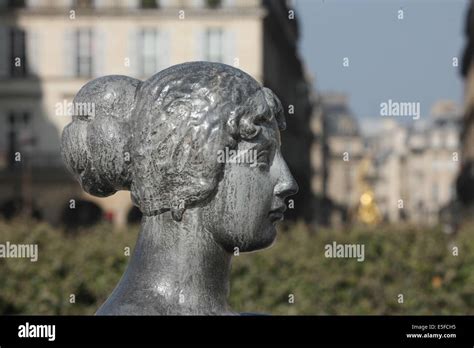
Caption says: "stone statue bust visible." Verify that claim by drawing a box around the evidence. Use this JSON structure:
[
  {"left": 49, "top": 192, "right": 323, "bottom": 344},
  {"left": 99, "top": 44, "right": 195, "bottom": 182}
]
[{"left": 61, "top": 62, "right": 298, "bottom": 315}]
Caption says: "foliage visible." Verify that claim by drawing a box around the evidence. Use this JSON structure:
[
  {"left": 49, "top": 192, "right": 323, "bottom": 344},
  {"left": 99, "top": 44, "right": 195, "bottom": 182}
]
[
  {"left": 231, "top": 222, "right": 474, "bottom": 314},
  {"left": 0, "top": 219, "right": 473, "bottom": 315}
]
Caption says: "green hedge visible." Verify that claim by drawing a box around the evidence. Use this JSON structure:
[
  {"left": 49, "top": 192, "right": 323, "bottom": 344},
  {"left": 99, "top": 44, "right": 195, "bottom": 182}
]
[{"left": 0, "top": 220, "right": 473, "bottom": 314}]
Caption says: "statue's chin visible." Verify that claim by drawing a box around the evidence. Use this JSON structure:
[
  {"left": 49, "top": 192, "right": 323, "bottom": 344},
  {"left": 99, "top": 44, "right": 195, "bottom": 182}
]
[
  {"left": 210, "top": 222, "right": 278, "bottom": 254},
  {"left": 239, "top": 225, "right": 277, "bottom": 253}
]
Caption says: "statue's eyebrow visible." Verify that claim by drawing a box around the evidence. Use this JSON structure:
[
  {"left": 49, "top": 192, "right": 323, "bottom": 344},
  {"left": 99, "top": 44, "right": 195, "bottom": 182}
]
[
  {"left": 249, "top": 141, "right": 270, "bottom": 152},
  {"left": 249, "top": 129, "right": 278, "bottom": 152}
]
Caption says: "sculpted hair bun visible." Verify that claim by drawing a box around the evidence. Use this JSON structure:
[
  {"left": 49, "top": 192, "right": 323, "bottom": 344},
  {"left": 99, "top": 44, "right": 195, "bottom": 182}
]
[{"left": 61, "top": 75, "right": 142, "bottom": 197}]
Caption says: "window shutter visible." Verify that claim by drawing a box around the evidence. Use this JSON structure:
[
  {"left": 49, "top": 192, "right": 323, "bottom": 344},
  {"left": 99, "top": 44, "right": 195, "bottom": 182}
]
[
  {"left": 0, "top": 26, "right": 9, "bottom": 77},
  {"left": 195, "top": 29, "right": 204, "bottom": 61},
  {"left": 95, "top": 0, "right": 107, "bottom": 8},
  {"left": 192, "top": 0, "right": 204, "bottom": 8},
  {"left": 26, "top": 0, "right": 42, "bottom": 8},
  {"left": 64, "top": 29, "right": 76, "bottom": 77},
  {"left": 63, "top": 0, "right": 74, "bottom": 8},
  {"left": 127, "top": 28, "right": 139, "bottom": 77},
  {"left": 93, "top": 28, "right": 106, "bottom": 77},
  {"left": 26, "top": 29, "right": 40, "bottom": 76},
  {"left": 125, "top": 0, "right": 139, "bottom": 8},
  {"left": 156, "top": 30, "right": 170, "bottom": 72},
  {"left": 160, "top": 0, "right": 172, "bottom": 7},
  {"left": 224, "top": 29, "right": 235, "bottom": 66}
]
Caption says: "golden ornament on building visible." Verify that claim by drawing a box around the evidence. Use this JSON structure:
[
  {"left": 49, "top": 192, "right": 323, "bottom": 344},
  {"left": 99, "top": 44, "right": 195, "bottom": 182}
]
[{"left": 356, "top": 157, "right": 381, "bottom": 225}]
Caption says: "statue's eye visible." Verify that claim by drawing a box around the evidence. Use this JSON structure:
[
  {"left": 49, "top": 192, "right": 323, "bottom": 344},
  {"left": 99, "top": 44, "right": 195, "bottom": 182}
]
[
  {"left": 248, "top": 141, "right": 274, "bottom": 170},
  {"left": 257, "top": 150, "right": 269, "bottom": 162},
  {"left": 256, "top": 149, "right": 271, "bottom": 169}
]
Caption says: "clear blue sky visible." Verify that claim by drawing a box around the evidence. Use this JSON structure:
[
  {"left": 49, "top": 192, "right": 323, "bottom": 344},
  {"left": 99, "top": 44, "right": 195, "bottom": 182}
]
[{"left": 296, "top": 0, "right": 469, "bottom": 124}]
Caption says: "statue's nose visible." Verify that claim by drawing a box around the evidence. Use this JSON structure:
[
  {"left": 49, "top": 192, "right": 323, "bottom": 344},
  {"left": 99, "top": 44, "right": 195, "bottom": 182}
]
[{"left": 274, "top": 160, "right": 298, "bottom": 199}]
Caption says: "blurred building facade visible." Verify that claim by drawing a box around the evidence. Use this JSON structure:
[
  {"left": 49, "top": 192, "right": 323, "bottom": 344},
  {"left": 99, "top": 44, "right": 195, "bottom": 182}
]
[
  {"left": 368, "top": 101, "right": 461, "bottom": 224},
  {"left": 309, "top": 90, "right": 329, "bottom": 225},
  {"left": 0, "top": 0, "right": 314, "bottom": 226},
  {"left": 312, "top": 95, "right": 461, "bottom": 226},
  {"left": 311, "top": 92, "right": 363, "bottom": 225}
]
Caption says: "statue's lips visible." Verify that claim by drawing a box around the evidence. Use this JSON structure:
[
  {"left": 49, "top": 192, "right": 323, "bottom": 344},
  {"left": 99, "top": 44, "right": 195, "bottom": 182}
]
[{"left": 268, "top": 206, "right": 286, "bottom": 222}]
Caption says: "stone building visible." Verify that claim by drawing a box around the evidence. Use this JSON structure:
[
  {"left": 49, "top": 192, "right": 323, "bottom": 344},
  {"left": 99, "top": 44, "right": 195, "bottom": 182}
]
[
  {"left": 309, "top": 90, "right": 329, "bottom": 225},
  {"left": 315, "top": 93, "right": 364, "bottom": 225},
  {"left": 0, "top": 0, "right": 313, "bottom": 226},
  {"left": 368, "top": 101, "right": 461, "bottom": 224}
]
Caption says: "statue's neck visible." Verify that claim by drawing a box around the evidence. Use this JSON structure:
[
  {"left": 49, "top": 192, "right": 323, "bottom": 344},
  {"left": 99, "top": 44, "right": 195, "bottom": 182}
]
[{"left": 99, "top": 212, "right": 233, "bottom": 315}]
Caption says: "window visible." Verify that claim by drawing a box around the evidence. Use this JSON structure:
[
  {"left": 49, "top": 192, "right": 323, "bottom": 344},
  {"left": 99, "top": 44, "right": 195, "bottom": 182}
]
[
  {"left": 204, "top": 28, "right": 223, "bottom": 63},
  {"left": 431, "top": 131, "right": 442, "bottom": 148},
  {"left": 140, "top": 29, "right": 157, "bottom": 76},
  {"left": 75, "top": 28, "right": 93, "bottom": 77},
  {"left": 74, "top": 0, "right": 94, "bottom": 8},
  {"left": 6, "top": 111, "right": 31, "bottom": 168},
  {"left": 7, "top": 0, "right": 26, "bottom": 8},
  {"left": 432, "top": 183, "right": 439, "bottom": 204},
  {"left": 9, "top": 28, "right": 27, "bottom": 77},
  {"left": 206, "top": 0, "right": 221, "bottom": 8},
  {"left": 141, "top": 0, "right": 158, "bottom": 8},
  {"left": 446, "top": 131, "right": 458, "bottom": 149},
  {"left": 137, "top": 28, "right": 165, "bottom": 77}
]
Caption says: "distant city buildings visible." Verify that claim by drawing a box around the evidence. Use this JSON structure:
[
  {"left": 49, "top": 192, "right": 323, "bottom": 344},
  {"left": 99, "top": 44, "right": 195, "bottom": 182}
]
[
  {"left": 310, "top": 92, "right": 364, "bottom": 226},
  {"left": 0, "top": 0, "right": 314, "bottom": 226},
  {"left": 310, "top": 96, "right": 461, "bottom": 226},
  {"left": 1, "top": 0, "right": 462, "bottom": 228},
  {"left": 367, "top": 101, "right": 461, "bottom": 224},
  {"left": 309, "top": 90, "right": 328, "bottom": 225}
]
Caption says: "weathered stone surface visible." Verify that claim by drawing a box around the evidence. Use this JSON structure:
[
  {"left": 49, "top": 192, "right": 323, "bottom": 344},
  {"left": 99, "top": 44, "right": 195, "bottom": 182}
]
[{"left": 61, "top": 62, "right": 298, "bottom": 315}]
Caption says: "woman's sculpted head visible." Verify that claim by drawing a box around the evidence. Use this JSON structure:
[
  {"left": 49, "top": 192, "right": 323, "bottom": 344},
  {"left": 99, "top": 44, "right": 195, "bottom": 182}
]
[{"left": 61, "top": 62, "right": 298, "bottom": 315}]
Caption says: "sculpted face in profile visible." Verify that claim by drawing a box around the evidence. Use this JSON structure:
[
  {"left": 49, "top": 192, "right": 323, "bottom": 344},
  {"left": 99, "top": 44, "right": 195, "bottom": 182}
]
[{"left": 61, "top": 62, "right": 298, "bottom": 315}]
